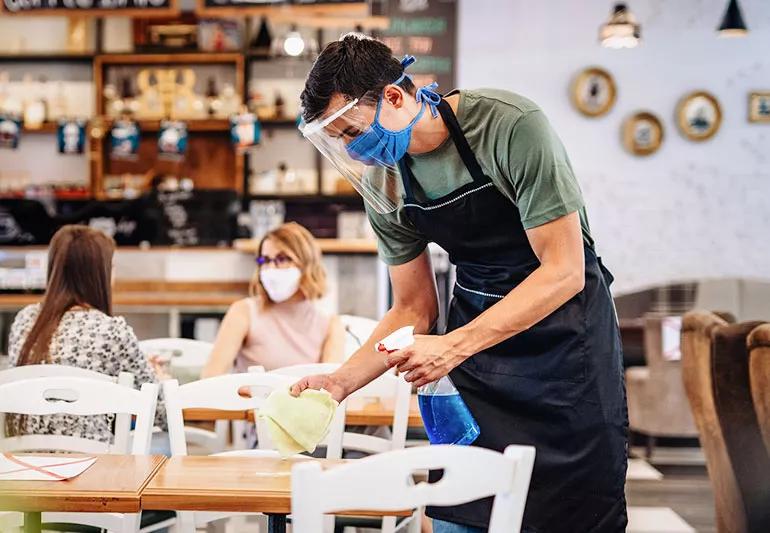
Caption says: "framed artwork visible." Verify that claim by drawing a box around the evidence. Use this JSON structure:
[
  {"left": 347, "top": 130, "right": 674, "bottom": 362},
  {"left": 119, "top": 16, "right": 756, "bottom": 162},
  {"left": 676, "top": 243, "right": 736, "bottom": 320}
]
[
  {"left": 622, "top": 111, "right": 664, "bottom": 156},
  {"left": 676, "top": 91, "right": 722, "bottom": 141},
  {"left": 749, "top": 92, "right": 770, "bottom": 123},
  {"left": 571, "top": 67, "right": 617, "bottom": 117}
]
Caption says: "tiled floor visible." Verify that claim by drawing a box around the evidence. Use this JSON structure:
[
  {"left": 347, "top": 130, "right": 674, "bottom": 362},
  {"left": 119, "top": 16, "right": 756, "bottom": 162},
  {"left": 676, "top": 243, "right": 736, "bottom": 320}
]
[
  {"left": 627, "top": 458, "right": 664, "bottom": 481},
  {"left": 627, "top": 507, "right": 696, "bottom": 532},
  {"left": 626, "top": 449, "right": 715, "bottom": 533}
]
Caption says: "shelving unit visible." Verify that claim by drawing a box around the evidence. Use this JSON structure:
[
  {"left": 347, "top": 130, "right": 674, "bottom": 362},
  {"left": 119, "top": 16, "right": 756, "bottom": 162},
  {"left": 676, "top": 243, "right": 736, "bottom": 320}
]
[
  {"left": 0, "top": 10, "right": 377, "bottom": 213},
  {"left": 90, "top": 52, "right": 246, "bottom": 197}
]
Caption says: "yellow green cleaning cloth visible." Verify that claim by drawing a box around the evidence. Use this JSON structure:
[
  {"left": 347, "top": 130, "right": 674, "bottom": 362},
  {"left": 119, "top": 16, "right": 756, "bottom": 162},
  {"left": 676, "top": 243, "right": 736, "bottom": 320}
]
[{"left": 259, "top": 388, "right": 338, "bottom": 458}]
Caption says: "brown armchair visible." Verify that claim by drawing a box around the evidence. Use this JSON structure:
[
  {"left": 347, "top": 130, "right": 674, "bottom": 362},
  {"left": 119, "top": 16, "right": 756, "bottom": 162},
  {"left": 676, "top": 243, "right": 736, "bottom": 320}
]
[
  {"left": 626, "top": 314, "right": 699, "bottom": 457},
  {"left": 711, "top": 321, "right": 770, "bottom": 533},
  {"left": 748, "top": 324, "right": 770, "bottom": 454},
  {"left": 681, "top": 310, "right": 740, "bottom": 533}
]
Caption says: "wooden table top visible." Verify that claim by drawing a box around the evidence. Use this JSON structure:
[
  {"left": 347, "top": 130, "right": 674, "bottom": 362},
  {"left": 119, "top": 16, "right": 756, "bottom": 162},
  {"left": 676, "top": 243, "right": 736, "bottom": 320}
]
[
  {"left": 183, "top": 395, "right": 424, "bottom": 428},
  {"left": 141, "top": 455, "right": 410, "bottom": 516},
  {"left": 0, "top": 454, "right": 166, "bottom": 513}
]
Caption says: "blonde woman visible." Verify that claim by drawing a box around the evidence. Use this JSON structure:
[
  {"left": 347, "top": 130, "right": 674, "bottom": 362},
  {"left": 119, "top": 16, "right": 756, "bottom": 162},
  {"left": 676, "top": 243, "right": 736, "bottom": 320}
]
[{"left": 203, "top": 222, "right": 344, "bottom": 377}]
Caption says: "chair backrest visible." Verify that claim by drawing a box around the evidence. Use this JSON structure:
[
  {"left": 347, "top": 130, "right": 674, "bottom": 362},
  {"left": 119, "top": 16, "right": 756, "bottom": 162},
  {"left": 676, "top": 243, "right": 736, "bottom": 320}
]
[
  {"left": 163, "top": 373, "right": 296, "bottom": 456},
  {"left": 291, "top": 444, "right": 536, "bottom": 533},
  {"left": 0, "top": 376, "right": 158, "bottom": 455},
  {"left": 340, "top": 315, "right": 378, "bottom": 359},
  {"left": 711, "top": 321, "right": 770, "bottom": 532},
  {"left": 643, "top": 314, "right": 679, "bottom": 370},
  {"left": 0, "top": 365, "right": 135, "bottom": 453},
  {"left": 266, "top": 363, "right": 411, "bottom": 454},
  {"left": 681, "top": 310, "right": 743, "bottom": 533},
  {"left": 138, "top": 338, "right": 213, "bottom": 370},
  {"left": 749, "top": 324, "right": 770, "bottom": 455}
]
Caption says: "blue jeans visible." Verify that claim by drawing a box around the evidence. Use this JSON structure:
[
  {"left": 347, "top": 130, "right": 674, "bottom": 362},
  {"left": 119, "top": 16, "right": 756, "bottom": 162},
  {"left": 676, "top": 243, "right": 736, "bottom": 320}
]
[{"left": 432, "top": 519, "right": 484, "bottom": 533}]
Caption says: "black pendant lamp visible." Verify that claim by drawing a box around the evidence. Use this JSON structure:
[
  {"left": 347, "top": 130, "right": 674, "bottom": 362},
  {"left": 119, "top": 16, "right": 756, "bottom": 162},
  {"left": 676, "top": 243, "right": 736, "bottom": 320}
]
[
  {"left": 599, "top": 3, "right": 641, "bottom": 49},
  {"left": 718, "top": 0, "right": 748, "bottom": 37}
]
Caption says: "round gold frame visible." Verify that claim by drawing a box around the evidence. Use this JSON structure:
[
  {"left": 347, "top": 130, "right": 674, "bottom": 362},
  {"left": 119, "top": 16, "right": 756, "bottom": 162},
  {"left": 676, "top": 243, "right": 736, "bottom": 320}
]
[
  {"left": 571, "top": 67, "right": 617, "bottom": 117},
  {"left": 676, "top": 91, "right": 722, "bottom": 141},
  {"left": 622, "top": 111, "right": 664, "bottom": 156}
]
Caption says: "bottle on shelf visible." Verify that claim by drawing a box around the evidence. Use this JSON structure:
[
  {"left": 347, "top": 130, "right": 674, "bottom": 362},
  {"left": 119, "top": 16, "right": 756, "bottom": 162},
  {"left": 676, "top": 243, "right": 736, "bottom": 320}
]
[
  {"left": 251, "top": 16, "right": 273, "bottom": 56},
  {"left": 205, "top": 76, "right": 222, "bottom": 118},
  {"left": 50, "top": 81, "right": 68, "bottom": 121},
  {"left": 220, "top": 83, "right": 240, "bottom": 117},
  {"left": 110, "top": 76, "right": 139, "bottom": 118},
  {"left": 23, "top": 75, "right": 48, "bottom": 129},
  {"left": 273, "top": 91, "right": 285, "bottom": 120},
  {"left": 0, "top": 72, "right": 22, "bottom": 117},
  {"left": 124, "top": 76, "right": 141, "bottom": 117}
]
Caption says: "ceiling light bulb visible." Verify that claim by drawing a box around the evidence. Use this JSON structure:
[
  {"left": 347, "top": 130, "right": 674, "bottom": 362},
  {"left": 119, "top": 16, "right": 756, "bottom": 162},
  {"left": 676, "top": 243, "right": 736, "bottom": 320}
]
[{"left": 283, "top": 31, "right": 305, "bottom": 57}]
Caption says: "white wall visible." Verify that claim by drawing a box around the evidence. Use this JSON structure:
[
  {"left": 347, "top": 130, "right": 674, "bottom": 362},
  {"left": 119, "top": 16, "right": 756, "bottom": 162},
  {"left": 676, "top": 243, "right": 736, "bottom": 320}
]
[{"left": 458, "top": 0, "right": 770, "bottom": 295}]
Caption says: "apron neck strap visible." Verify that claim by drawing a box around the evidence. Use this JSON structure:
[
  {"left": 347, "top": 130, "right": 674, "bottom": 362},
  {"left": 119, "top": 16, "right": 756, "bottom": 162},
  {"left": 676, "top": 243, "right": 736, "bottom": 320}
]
[
  {"left": 397, "top": 97, "right": 490, "bottom": 203},
  {"left": 435, "top": 98, "right": 488, "bottom": 184}
]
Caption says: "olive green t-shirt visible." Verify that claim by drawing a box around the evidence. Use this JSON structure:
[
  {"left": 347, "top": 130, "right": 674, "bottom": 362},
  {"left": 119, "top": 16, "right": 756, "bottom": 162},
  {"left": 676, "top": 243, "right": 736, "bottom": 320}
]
[{"left": 365, "top": 88, "right": 594, "bottom": 266}]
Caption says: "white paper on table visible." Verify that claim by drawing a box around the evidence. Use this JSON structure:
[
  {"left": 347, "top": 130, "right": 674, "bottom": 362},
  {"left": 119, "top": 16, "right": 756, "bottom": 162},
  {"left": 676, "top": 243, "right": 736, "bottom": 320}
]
[
  {"left": 662, "top": 316, "right": 683, "bottom": 361},
  {"left": 0, "top": 454, "right": 96, "bottom": 481}
]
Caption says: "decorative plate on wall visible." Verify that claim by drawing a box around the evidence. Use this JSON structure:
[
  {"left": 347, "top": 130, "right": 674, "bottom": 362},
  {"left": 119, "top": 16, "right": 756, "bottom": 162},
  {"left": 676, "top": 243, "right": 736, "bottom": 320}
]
[
  {"left": 676, "top": 91, "right": 722, "bottom": 141},
  {"left": 748, "top": 92, "right": 770, "bottom": 123},
  {"left": 622, "top": 111, "right": 664, "bottom": 156},
  {"left": 571, "top": 67, "right": 617, "bottom": 117}
]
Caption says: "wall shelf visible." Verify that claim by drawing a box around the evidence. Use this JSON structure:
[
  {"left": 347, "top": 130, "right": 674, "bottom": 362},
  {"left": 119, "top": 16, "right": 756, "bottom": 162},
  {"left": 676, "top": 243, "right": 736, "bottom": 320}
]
[
  {"left": 0, "top": 52, "right": 94, "bottom": 63},
  {"left": 22, "top": 122, "right": 60, "bottom": 134},
  {"left": 246, "top": 194, "right": 363, "bottom": 205}
]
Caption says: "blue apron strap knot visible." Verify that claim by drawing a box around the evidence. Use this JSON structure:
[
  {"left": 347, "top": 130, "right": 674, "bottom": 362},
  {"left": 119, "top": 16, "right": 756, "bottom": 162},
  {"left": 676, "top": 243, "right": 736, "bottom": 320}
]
[{"left": 416, "top": 82, "right": 441, "bottom": 118}]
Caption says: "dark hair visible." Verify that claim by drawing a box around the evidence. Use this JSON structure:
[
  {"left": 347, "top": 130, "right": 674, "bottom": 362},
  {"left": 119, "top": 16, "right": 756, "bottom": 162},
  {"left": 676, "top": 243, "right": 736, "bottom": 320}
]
[
  {"left": 18, "top": 225, "right": 115, "bottom": 367},
  {"left": 300, "top": 33, "right": 415, "bottom": 122}
]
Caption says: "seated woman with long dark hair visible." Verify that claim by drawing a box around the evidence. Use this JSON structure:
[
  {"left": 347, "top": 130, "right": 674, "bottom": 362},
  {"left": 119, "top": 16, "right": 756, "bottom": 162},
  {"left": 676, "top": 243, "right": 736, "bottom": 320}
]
[{"left": 5, "top": 225, "right": 165, "bottom": 441}]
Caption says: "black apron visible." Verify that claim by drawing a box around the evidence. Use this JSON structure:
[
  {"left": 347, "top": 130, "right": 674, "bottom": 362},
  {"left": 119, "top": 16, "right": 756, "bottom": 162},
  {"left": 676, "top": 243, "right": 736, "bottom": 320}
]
[{"left": 397, "top": 99, "right": 628, "bottom": 532}]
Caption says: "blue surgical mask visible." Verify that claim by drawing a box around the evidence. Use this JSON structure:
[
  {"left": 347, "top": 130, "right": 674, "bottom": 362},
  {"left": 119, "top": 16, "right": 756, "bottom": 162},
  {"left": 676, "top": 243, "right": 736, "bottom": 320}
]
[
  {"left": 342, "top": 55, "right": 440, "bottom": 167},
  {"left": 344, "top": 98, "right": 427, "bottom": 167}
]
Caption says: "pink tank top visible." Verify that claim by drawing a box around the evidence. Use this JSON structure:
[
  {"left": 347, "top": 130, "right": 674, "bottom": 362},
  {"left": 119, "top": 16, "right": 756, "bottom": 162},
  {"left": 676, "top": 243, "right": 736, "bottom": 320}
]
[{"left": 234, "top": 298, "right": 331, "bottom": 372}]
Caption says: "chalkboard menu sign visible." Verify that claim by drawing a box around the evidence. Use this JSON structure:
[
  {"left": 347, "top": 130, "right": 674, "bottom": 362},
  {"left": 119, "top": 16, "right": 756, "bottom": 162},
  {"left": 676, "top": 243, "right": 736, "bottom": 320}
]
[
  {"left": 375, "top": 0, "right": 457, "bottom": 92},
  {"left": 0, "top": 191, "right": 238, "bottom": 247},
  {"left": 198, "top": 0, "right": 364, "bottom": 15},
  {"left": 2, "top": 0, "right": 178, "bottom": 16}
]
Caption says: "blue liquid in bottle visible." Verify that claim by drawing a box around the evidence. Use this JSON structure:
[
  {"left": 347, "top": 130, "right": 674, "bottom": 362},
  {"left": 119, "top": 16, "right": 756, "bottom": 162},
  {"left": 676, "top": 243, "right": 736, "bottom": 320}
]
[{"left": 417, "top": 377, "right": 480, "bottom": 445}]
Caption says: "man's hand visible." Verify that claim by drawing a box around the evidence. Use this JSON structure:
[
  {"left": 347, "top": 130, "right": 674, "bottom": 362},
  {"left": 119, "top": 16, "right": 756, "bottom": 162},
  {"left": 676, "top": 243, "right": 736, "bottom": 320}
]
[
  {"left": 385, "top": 334, "right": 469, "bottom": 388},
  {"left": 289, "top": 373, "right": 348, "bottom": 402}
]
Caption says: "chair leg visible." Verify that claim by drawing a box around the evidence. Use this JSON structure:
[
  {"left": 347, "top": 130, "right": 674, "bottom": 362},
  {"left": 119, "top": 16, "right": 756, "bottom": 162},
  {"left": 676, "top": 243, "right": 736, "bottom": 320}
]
[
  {"left": 645, "top": 435, "right": 657, "bottom": 460},
  {"left": 406, "top": 509, "right": 423, "bottom": 533}
]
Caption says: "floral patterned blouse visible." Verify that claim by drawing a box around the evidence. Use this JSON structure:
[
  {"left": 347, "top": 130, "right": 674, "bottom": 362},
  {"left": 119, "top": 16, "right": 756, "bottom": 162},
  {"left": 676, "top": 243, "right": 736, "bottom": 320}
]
[{"left": 6, "top": 304, "right": 165, "bottom": 443}]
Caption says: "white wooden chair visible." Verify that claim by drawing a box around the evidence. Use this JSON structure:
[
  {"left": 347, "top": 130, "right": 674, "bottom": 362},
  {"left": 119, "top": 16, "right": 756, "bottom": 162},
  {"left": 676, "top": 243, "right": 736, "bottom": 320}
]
[
  {"left": 266, "top": 362, "right": 412, "bottom": 532},
  {"left": 292, "top": 444, "right": 536, "bottom": 533},
  {"left": 163, "top": 372, "right": 345, "bottom": 533},
  {"left": 137, "top": 338, "right": 213, "bottom": 379},
  {"left": 0, "top": 511, "right": 23, "bottom": 532},
  {"left": 138, "top": 337, "right": 231, "bottom": 453},
  {"left": 340, "top": 314, "right": 379, "bottom": 359},
  {"left": 0, "top": 374, "right": 160, "bottom": 533},
  {"left": 0, "top": 365, "right": 135, "bottom": 453}
]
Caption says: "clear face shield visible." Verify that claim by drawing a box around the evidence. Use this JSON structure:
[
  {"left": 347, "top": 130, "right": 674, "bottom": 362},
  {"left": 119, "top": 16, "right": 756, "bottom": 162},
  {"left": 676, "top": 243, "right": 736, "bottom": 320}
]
[
  {"left": 299, "top": 54, "right": 441, "bottom": 215},
  {"left": 299, "top": 93, "right": 404, "bottom": 215}
]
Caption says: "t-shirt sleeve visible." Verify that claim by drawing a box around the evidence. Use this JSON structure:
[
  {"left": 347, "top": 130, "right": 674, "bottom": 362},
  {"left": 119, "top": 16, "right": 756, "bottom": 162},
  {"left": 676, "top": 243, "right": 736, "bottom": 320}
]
[
  {"left": 365, "top": 203, "right": 428, "bottom": 266},
  {"left": 502, "top": 110, "right": 585, "bottom": 229}
]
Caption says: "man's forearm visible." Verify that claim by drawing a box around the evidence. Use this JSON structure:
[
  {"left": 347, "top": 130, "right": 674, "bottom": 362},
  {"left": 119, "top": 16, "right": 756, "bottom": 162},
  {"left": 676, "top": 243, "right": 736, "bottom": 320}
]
[
  {"left": 332, "top": 303, "right": 436, "bottom": 397},
  {"left": 447, "top": 262, "right": 584, "bottom": 357}
]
